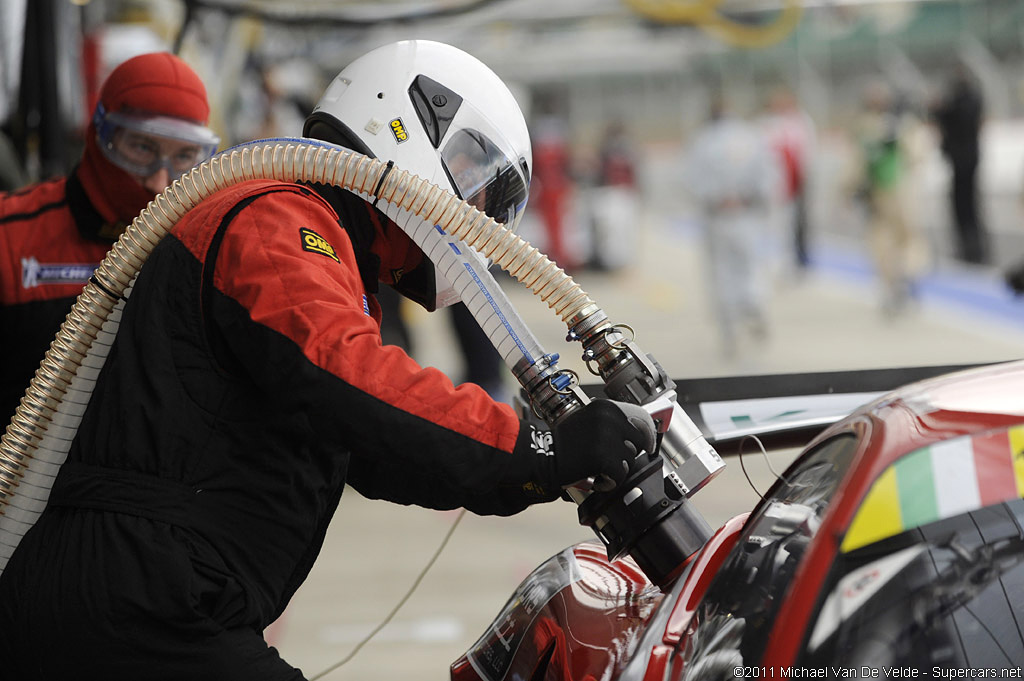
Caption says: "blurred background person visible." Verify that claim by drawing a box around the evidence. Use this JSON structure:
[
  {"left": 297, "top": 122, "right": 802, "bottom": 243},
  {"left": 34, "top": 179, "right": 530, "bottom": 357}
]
[
  {"left": 377, "top": 286, "right": 416, "bottom": 352},
  {"left": 684, "top": 92, "right": 778, "bottom": 359},
  {"left": 762, "top": 85, "right": 816, "bottom": 274},
  {"left": 584, "top": 118, "right": 641, "bottom": 272},
  {"left": 0, "top": 52, "right": 217, "bottom": 424},
  {"left": 248, "top": 59, "right": 321, "bottom": 142},
  {"left": 531, "top": 106, "right": 578, "bottom": 271},
  {"left": 448, "top": 302, "right": 507, "bottom": 402},
  {"left": 931, "top": 62, "right": 987, "bottom": 265},
  {"left": 0, "top": 129, "right": 26, "bottom": 191},
  {"left": 853, "top": 80, "right": 929, "bottom": 318}
]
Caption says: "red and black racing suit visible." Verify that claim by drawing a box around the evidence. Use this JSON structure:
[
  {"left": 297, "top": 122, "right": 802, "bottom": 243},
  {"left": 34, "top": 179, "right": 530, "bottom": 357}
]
[
  {"left": 0, "top": 180, "right": 554, "bottom": 680},
  {"left": 0, "top": 171, "right": 121, "bottom": 423}
]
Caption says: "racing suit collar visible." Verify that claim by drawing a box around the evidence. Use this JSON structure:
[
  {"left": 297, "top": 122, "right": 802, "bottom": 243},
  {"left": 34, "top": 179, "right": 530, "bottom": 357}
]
[
  {"left": 366, "top": 207, "right": 425, "bottom": 288},
  {"left": 66, "top": 168, "right": 126, "bottom": 243}
]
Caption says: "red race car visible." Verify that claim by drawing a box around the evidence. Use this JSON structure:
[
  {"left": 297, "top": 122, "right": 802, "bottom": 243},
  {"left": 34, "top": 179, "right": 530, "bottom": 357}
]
[{"left": 453, "top": 360, "right": 1024, "bottom": 679}]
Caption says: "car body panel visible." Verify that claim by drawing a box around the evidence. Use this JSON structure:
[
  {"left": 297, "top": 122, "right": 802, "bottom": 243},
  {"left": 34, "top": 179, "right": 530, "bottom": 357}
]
[
  {"left": 764, "top": 361, "right": 1024, "bottom": 666},
  {"left": 450, "top": 542, "right": 665, "bottom": 681},
  {"left": 452, "top": 361, "right": 1024, "bottom": 680}
]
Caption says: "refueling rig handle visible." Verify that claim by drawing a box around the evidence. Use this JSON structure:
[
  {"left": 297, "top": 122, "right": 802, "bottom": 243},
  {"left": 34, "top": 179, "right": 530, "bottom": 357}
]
[{"left": 512, "top": 314, "right": 723, "bottom": 589}]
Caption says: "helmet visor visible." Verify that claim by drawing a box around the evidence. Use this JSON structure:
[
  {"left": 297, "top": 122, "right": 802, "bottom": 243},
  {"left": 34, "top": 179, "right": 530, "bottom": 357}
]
[
  {"left": 441, "top": 128, "right": 529, "bottom": 230},
  {"left": 95, "top": 107, "right": 220, "bottom": 179}
]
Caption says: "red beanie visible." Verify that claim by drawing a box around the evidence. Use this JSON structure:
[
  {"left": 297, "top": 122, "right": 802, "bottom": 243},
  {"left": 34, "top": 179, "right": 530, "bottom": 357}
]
[
  {"left": 98, "top": 52, "right": 210, "bottom": 123},
  {"left": 77, "top": 53, "right": 211, "bottom": 229}
]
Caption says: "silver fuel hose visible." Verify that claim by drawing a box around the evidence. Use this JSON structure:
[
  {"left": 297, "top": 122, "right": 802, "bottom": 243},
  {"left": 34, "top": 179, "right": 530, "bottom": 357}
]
[{"left": 0, "top": 137, "right": 606, "bottom": 573}]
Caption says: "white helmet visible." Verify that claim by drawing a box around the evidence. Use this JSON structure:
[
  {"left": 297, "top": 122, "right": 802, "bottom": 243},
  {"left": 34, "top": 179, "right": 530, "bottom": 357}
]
[{"left": 304, "top": 40, "right": 532, "bottom": 310}]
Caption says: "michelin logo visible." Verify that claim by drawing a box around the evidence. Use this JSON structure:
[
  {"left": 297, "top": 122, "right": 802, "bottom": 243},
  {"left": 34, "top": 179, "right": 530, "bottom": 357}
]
[{"left": 21, "top": 257, "right": 97, "bottom": 289}]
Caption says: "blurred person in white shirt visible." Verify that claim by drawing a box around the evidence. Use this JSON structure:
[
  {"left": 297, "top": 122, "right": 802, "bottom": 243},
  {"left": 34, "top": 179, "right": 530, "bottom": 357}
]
[{"left": 684, "top": 92, "right": 779, "bottom": 358}]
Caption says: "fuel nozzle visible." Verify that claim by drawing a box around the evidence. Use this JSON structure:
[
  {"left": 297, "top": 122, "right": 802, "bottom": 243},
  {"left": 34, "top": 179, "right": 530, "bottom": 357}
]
[
  {"left": 575, "top": 319, "right": 725, "bottom": 495},
  {"left": 576, "top": 454, "right": 713, "bottom": 589},
  {"left": 565, "top": 317, "right": 724, "bottom": 588},
  {"left": 512, "top": 314, "right": 724, "bottom": 588},
  {"left": 643, "top": 394, "right": 725, "bottom": 496}
]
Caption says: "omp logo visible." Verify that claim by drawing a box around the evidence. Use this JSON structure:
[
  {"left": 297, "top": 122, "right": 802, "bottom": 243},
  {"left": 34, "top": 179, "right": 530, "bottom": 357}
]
[
  {"left": 299, "top": 228, "right": 339, "bottom": 263},
  {"left": 528, "top": 426, "right": 553, "bottom": 457},
  {"left": 389, "top": 118, "right": 409, "bottom": 143}
]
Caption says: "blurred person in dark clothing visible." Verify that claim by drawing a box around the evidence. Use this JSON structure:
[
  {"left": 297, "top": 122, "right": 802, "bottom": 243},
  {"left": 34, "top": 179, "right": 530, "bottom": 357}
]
[
  {"left": 931, "top": 64, "right": 987, "bottom": 264},
  {"left": 450, "top": 300, "right": 507, "bottom": 401},
  {"left": 587, "top": 119, "right": 640, "bottom": 272},
  {"left": 378, "top": 285, "right": 415, "bottom": 351},
  {"left": 381, "top": 290, "right": 509, "bottom": 403},
  {"left": 0, "top": 52, "right": 218, "bottom": 424},
  {"left": 598, "top": 120, "right": 638, "bottom": 189},
  {"left": 0, "top": 129, "right": 27, "bottom": 191}
]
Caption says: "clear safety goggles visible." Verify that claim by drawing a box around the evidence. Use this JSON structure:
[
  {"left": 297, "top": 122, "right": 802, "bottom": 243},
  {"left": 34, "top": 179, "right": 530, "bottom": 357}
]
[
  {"left": 441, "top": 128, "right": 529, "bottom": 230},
  {"left": 94, "top": 105, "right": 220, "bottom": 179}
]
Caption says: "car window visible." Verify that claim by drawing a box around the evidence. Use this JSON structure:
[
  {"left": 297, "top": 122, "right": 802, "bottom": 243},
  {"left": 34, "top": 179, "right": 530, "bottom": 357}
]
[{"left": 677, "top": 433, "right": 859, "bottom": 677}]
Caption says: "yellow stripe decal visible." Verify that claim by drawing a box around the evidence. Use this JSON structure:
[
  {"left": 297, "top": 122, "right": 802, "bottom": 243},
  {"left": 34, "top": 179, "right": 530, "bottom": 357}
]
[
  {"left": 841, "top": 466, "right": 904, "bottom": 553},
  {"left": 1011, "top": 425, "right": 1024, "bottom": 498}
]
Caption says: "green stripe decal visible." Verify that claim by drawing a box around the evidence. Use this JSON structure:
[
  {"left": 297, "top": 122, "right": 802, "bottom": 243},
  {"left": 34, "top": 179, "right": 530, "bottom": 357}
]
[{"left": 895, "top": 446, "right": 938, "bottom": 529}]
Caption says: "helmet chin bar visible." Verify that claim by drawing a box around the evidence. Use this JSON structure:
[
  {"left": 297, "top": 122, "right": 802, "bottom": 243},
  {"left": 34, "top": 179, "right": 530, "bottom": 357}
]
[{"left": 0, "top": 138, "right": 721, "bottom": 589}]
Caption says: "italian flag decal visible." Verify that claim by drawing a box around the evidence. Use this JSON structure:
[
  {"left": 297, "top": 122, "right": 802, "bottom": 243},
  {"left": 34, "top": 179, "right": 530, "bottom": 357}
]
[{"left": 841, "top": 425, "right": 1024, "bottom": 553}]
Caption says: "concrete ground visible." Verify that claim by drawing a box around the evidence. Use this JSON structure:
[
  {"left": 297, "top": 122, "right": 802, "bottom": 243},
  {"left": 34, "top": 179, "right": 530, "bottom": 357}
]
[{"left": 268, "top": 205, "right": 1024, "bottom": 680}]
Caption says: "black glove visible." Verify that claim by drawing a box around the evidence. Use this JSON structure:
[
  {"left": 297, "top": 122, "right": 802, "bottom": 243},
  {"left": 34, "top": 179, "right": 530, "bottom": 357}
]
[{"left": 507, "top": 399, "right": 657, "bottom": 496}]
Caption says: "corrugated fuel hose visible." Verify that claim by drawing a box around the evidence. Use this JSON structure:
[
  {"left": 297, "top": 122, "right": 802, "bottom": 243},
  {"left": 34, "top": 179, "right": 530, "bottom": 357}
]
[{"left": 0, "top": 138, "right": 605, "bottom": 573}]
